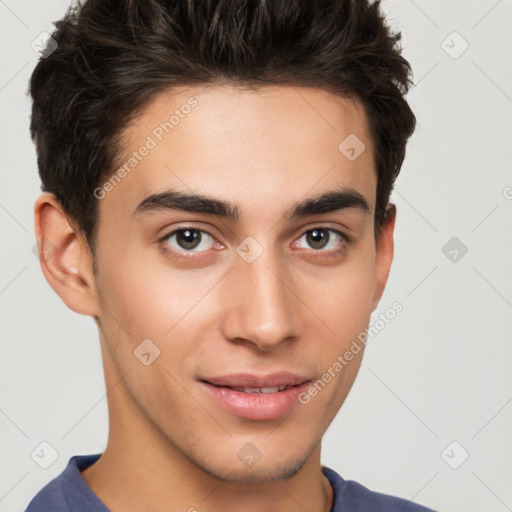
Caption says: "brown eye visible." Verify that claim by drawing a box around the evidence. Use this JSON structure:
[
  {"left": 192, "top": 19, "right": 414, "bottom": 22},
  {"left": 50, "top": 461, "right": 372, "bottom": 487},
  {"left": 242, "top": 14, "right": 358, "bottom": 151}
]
[
  {"left": 306, "top": 229, "right": 330, "bottom": 249},
  {"left": 162, "top": 228, "right": 215, "bottom": 253},
  {"left": 293, "top": 227, "right": 348, "bottom": 253}
]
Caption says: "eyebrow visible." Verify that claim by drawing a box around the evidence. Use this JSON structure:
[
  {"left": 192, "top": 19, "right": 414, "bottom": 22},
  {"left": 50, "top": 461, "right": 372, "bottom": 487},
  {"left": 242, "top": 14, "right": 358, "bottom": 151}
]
[{"left": 132, "top": 186, "right": 371, "bottom": 222}]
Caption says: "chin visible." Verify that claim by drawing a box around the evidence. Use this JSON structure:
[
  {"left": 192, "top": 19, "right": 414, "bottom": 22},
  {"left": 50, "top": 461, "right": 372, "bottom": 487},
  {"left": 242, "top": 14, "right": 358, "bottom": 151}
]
[{"left": 193, "top": 447, "right": 313, "bottom": 483}]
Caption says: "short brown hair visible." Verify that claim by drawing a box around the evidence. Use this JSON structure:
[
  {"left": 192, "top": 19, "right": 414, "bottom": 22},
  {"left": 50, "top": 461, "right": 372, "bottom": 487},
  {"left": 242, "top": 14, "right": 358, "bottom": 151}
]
[{"left": 29, "top": 0, "right": 416, "bottom": 256}]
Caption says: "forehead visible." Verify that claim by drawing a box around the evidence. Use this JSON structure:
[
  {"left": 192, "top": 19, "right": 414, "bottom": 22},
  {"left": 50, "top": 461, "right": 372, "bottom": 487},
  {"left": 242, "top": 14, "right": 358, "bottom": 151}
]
[{"left": 101, "top": 83, "right": 376, "bottom": 224}]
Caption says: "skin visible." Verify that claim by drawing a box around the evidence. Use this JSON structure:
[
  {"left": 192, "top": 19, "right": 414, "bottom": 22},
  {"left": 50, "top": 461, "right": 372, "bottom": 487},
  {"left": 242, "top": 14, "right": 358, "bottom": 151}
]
[{"left": 34, "top": 84, "right": 396, "bottom": 512}]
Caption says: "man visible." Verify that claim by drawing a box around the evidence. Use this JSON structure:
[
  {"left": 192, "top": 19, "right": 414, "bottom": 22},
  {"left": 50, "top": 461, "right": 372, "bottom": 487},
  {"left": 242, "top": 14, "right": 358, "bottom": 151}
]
[{"left": 26, "top": 0, "right": 435, "bottom": 510}]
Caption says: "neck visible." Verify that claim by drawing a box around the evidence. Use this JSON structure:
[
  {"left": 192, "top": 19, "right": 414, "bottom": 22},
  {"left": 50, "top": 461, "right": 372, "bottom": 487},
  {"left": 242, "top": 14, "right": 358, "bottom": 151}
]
[{"left": 81, "top": 432, "right": 333, "bottom": 512}]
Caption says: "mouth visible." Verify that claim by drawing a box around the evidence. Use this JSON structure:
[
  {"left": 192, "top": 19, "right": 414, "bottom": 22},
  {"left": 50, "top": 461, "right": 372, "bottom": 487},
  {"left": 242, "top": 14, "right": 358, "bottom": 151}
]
[
  {"left": 205, "top": 383, "right": 295, "bottom": 394},
  {"left": 198, "top": 372, "right": 312, "bottom": 421}
]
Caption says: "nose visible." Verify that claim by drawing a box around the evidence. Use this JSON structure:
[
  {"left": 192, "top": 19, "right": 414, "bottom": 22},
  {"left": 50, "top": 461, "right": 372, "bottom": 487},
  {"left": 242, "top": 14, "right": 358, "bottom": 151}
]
[{"left": 220, "top": 248, "right": 304, "bottom": 352}]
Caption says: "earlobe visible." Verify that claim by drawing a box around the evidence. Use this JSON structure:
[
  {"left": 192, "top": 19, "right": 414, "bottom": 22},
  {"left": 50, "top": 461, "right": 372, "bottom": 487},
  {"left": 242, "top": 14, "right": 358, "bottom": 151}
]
[
  {"left": 371, "top": 203, "right": 396, "bottom": 312},
  {"left": 34, "top": 192, "right": 100, "bottom": 317}
]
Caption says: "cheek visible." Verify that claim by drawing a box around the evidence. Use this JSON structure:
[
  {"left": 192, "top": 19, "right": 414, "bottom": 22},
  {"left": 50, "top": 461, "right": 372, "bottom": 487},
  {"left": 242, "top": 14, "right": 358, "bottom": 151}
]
[
  {"left": 96, "top": 236, "right": 209, "bottom": 335},
  {"left": 300, "top": 244, "right": 376, "bottom": 343},
  {"left": 94, "top": 244, "right": 226, "bottom": 385}
]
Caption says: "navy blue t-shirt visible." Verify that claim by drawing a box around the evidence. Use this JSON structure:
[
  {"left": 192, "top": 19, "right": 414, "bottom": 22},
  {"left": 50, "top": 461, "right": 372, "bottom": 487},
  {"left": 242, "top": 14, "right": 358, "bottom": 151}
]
[{"left": 25, "top": 453, "right": 436, "bottom": 511}]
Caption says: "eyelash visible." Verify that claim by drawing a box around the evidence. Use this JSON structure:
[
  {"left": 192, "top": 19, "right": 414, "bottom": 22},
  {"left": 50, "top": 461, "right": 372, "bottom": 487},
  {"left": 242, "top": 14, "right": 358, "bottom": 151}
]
[{"left": 157, "top": 225, "right": 350, "bottom": 261}]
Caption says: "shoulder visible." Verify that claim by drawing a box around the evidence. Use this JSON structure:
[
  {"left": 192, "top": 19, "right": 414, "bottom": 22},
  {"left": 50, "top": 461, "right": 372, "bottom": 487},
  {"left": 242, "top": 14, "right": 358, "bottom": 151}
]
[
  {"left": 322, "top": 466, "right": 438, "bottom": 512},
  {"left": 25, "top": 476, "right": 69, "bottom": 512},
  {"left": 25, "top": 453, "right": 106, "bottom": 512}
]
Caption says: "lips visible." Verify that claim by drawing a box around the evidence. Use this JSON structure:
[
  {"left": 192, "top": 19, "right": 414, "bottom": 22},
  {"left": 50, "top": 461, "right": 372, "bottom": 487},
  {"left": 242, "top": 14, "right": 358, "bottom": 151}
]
[
  {"left": 199, "top": 372, "right": 312, "bottom": 421},
  {"left": 201, "top": 371, "right": 311, "bottom": 389}
]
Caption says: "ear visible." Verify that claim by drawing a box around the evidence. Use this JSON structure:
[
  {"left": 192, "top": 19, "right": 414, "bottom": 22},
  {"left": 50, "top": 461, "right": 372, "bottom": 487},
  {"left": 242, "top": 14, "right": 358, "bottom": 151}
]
[
  {"left": 34, "top": 192, "right": 100, "bottom": 317},
  {"left": 371, "top": 203, "right": 396, "bottom": 312}
]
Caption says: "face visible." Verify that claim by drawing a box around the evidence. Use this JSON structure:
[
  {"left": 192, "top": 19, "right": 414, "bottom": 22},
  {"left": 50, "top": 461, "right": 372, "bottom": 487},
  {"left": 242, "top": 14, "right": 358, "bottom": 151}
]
[{"left": 73, "top": 84, "right": 393, "bottom": 482}]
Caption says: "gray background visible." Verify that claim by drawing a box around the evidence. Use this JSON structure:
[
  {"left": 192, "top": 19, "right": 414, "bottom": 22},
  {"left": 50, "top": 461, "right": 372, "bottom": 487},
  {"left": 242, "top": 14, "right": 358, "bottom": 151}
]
[{"left": 1, "top": 1, "right": 511, "bottom": 511}]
